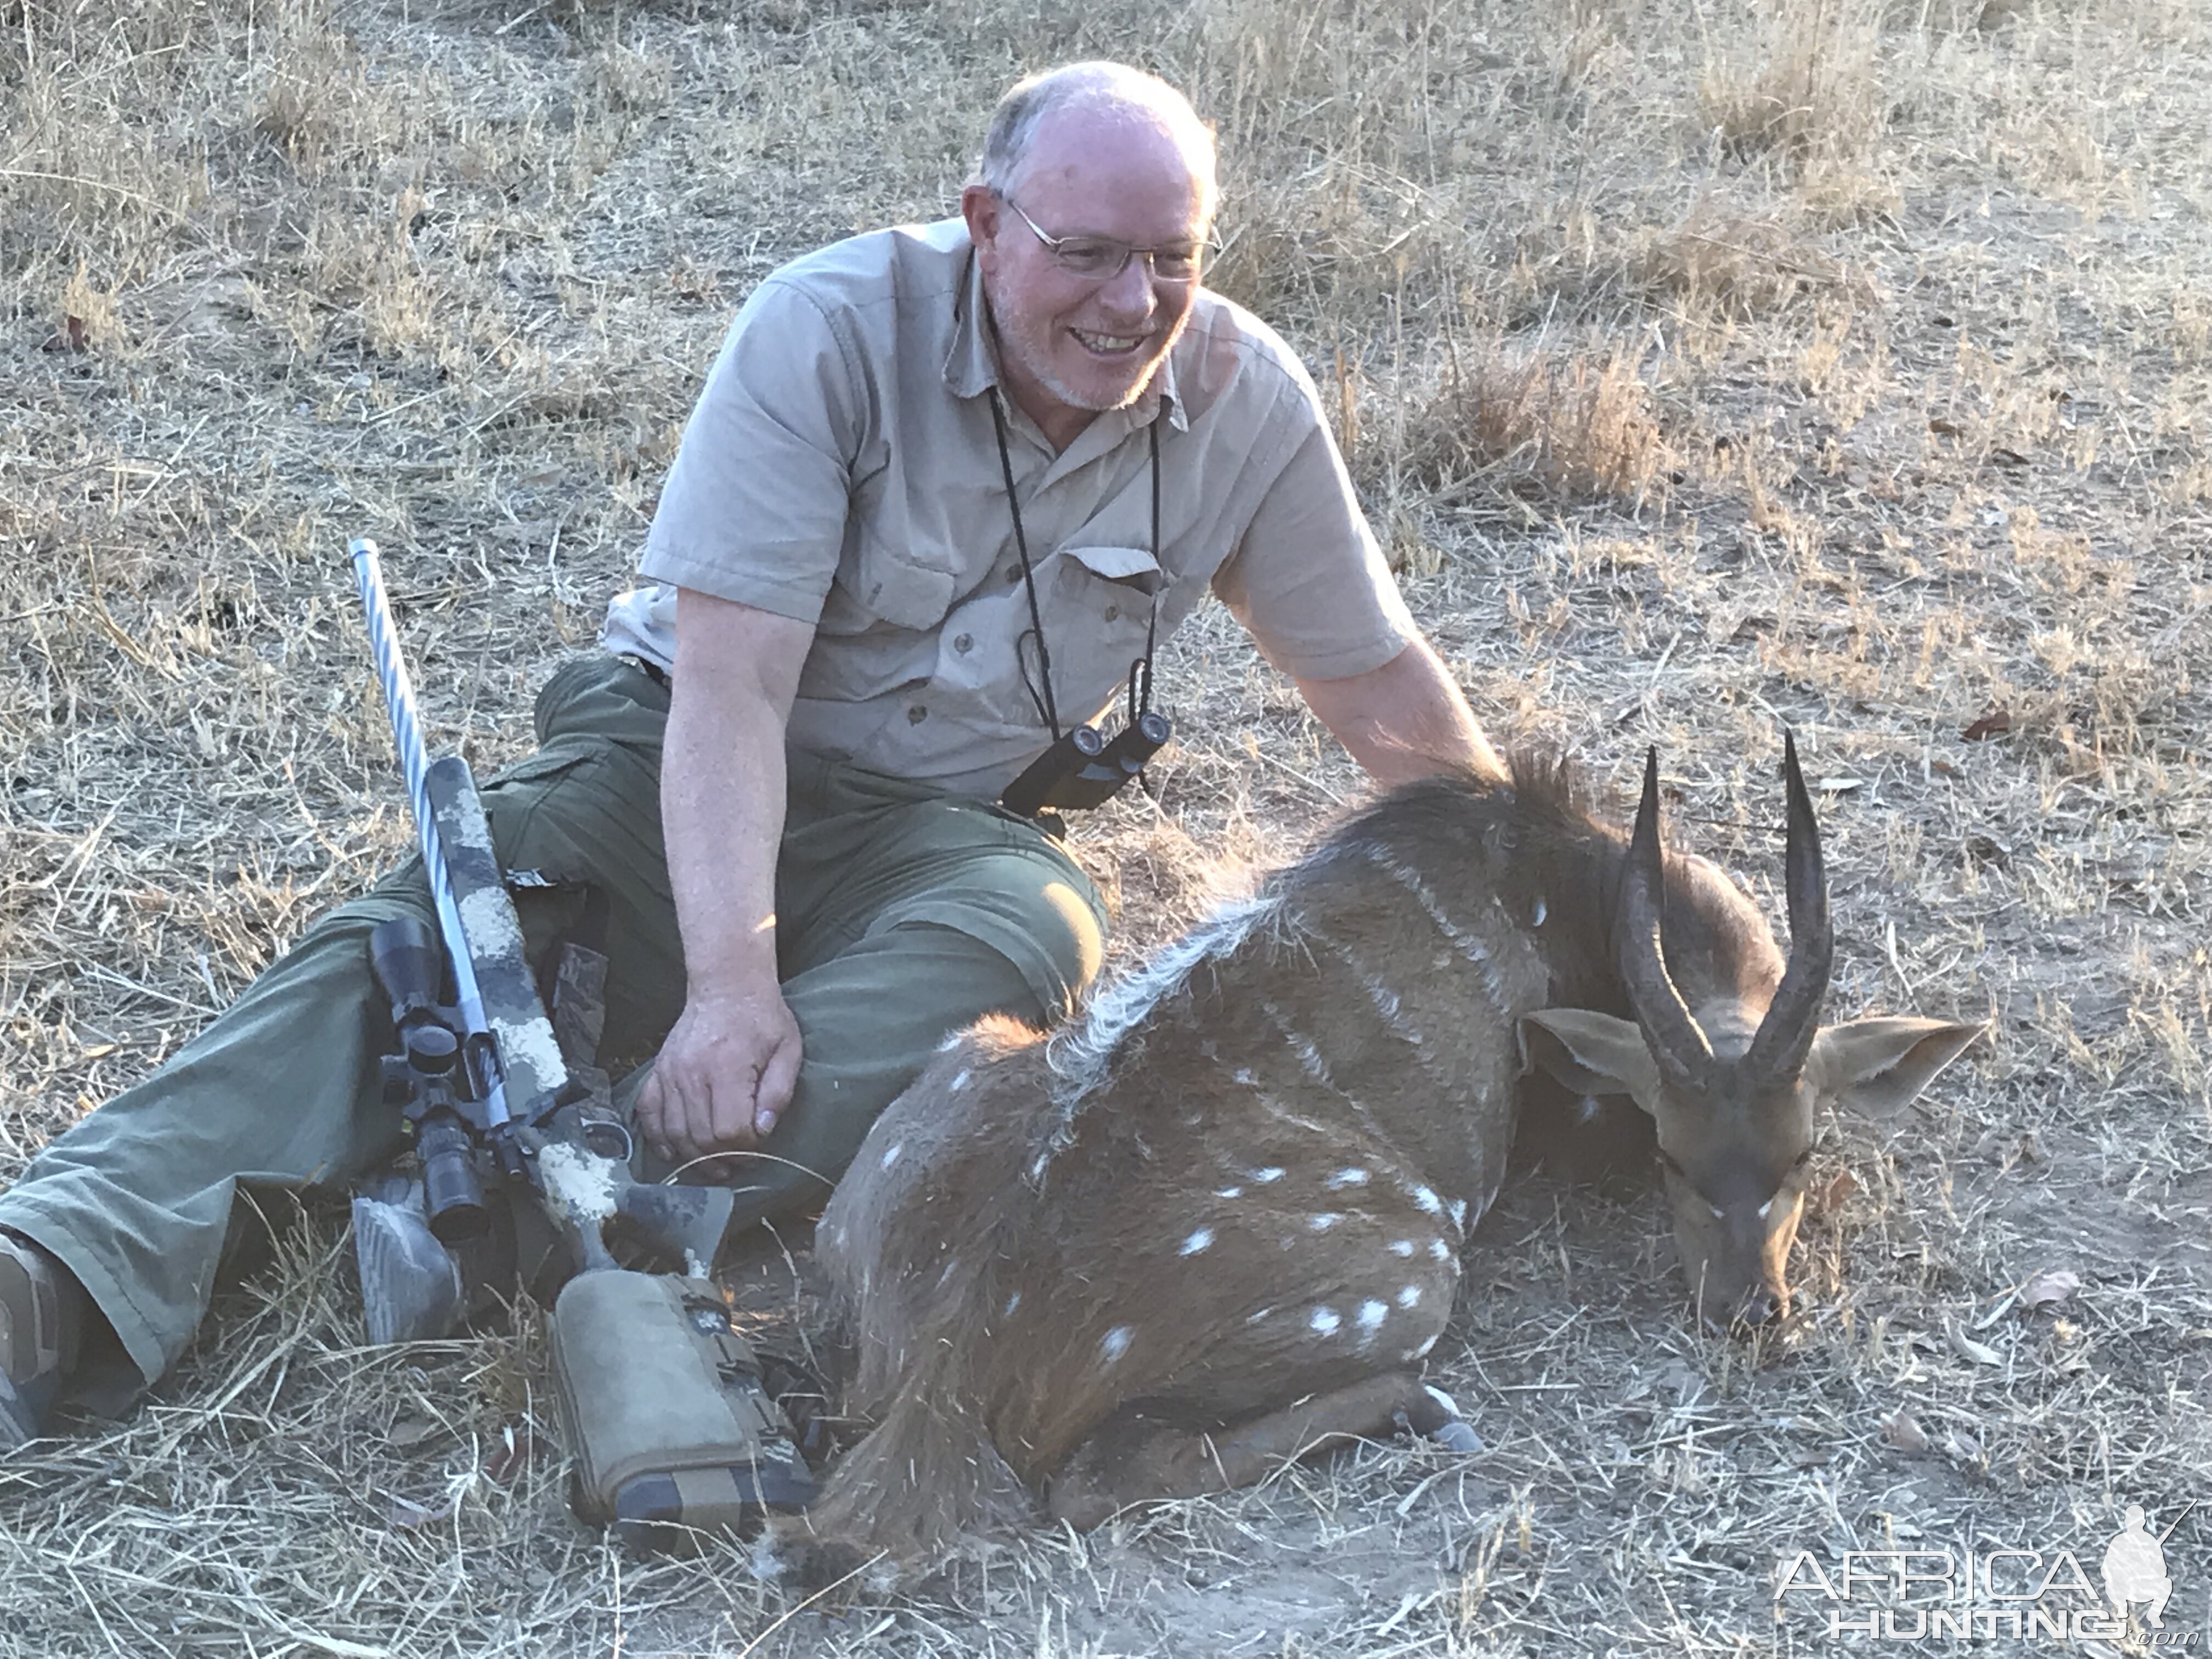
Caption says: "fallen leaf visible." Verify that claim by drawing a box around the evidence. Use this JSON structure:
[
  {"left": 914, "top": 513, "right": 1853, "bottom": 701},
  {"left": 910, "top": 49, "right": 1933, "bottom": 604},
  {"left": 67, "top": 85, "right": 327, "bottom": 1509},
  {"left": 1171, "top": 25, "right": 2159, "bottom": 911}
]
[
  {"left": 1962, "top": 709, "right": 2012, "bottom": 741},
  {"left": 41, "top": 315, "right": 89, "bottom": 353},
  {"left": 1945, "top": 1316, "right": 2003, "bottom": 1367},
  {"left": 1882, "top": 1410, "right": 1929, "bottom": 1452},
  {"left": 2018, "top": 1269, "right": 2081, "bottom": 1314},
  {"left": 80, "top": 1042, "right": 119, "bottom": 1060},
  {"left": 383, "top": 1493, "right": 458, "bottom": 1530},
  {"left": 1809, "top": 1168, "right": 1860, "bottom": 1216},
  {"left": 1929, "top": 416, "right": 1964, "bottom": 436},
  {"left": 483, "top": 1426, "right": 538, "bottom": 1486}
]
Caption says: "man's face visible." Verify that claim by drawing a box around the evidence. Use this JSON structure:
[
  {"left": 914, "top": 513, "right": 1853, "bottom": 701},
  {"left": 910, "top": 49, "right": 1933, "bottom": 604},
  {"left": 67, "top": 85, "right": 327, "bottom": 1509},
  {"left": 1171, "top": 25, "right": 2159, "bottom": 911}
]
[{"left": 963, "top": 108, "right": 1209, "bottom": 436}]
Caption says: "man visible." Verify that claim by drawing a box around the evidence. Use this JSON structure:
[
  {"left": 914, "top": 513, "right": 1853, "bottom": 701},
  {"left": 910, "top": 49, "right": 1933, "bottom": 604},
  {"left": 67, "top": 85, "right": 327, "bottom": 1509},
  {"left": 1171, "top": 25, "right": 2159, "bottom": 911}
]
[{"left": 0, "top": 61, "right": 1502, "bottom": 1448}]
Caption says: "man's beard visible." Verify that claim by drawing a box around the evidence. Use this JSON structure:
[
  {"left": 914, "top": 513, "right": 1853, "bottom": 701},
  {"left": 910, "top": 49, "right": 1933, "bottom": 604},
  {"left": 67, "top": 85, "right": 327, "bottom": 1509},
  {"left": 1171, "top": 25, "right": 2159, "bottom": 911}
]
[{"left": 992, "top": 302, "right": 1178, "bottom": 414}]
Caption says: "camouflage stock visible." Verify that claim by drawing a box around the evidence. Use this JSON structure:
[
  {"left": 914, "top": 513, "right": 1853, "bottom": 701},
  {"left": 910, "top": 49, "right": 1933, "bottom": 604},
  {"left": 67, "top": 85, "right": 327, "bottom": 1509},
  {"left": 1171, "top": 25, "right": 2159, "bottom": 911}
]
[{"left": 424, "top": 756, "right": 568, "bottom": 1118}]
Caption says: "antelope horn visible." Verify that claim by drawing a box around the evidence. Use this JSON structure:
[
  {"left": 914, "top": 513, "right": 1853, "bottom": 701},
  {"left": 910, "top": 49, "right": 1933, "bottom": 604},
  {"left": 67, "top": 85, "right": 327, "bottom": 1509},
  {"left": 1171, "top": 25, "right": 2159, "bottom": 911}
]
[
  {"left": 1745, "top": 730, "right": 1833, "bottom": 1080},
  {"left": 1616, "top": 747, "right": 1714, "bottom": 1092}
]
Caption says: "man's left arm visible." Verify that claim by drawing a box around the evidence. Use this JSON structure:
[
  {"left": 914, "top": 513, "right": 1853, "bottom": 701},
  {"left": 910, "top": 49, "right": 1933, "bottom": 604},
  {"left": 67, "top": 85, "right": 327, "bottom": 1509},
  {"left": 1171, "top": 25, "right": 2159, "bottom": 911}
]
[
  {"left": 1209, "top": 391, "right": 1507, "bottom": 790},
  {"left": 1294, "top": 639, "right": 1506, "bottom": 788}
]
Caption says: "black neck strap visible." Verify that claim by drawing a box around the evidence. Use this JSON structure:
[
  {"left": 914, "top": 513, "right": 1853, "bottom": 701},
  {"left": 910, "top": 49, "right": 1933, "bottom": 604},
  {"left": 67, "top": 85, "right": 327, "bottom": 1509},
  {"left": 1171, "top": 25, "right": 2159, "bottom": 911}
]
[{"left": 987, "top": 390, "right": 1163, "bottom": 744}]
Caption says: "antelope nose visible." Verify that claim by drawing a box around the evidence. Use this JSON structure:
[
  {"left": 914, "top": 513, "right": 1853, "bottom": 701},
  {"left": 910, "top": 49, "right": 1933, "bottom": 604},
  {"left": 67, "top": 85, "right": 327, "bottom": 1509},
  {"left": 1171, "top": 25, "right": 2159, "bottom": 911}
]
[{"left": 1735, "top": 1287, "right": 1783, "bottom": 1329}]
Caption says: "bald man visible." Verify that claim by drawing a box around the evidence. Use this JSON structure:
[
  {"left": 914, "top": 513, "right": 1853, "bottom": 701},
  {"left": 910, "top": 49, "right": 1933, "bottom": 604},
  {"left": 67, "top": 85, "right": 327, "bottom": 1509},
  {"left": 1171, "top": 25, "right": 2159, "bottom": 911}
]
[{"left": 0, "top": 62, "right": 1501, "bottom": 1447}]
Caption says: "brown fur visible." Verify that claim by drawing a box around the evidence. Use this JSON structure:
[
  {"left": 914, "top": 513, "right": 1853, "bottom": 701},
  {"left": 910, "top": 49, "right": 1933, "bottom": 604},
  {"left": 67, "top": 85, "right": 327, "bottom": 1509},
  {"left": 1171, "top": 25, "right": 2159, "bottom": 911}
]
[{"left": 789, "top": 752, "right": 1972, "bottom": 1567}]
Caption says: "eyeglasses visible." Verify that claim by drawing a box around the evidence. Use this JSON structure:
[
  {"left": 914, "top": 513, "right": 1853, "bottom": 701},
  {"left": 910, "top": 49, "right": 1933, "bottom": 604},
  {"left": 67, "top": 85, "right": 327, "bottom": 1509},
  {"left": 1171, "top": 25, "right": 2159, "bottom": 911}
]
[{"left": 999, "top": 194, "right": 1207, "bottom": 284}]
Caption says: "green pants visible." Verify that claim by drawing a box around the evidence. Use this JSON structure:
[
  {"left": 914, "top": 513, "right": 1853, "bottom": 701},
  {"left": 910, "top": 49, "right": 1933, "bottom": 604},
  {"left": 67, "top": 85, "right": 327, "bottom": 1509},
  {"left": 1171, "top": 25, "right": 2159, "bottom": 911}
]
[{"left": 0, "top": 654, "right": 1106, "bottom": 1395}]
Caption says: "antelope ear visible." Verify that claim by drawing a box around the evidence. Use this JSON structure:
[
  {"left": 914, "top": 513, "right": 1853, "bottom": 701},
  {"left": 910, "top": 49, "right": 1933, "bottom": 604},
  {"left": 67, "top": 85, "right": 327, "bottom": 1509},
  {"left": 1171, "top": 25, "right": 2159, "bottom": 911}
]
[
  {"left": 1805, "top": 1017, "right": 1984, "bottom": 1119},
  {"left": 1519, "top": 1010, "right": 1663, "bottom": 1115}
]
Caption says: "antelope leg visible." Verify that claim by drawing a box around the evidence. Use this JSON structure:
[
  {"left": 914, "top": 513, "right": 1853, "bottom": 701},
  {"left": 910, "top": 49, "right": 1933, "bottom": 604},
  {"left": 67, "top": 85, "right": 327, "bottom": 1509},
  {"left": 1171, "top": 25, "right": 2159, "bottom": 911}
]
[{"left": 1046, "top": 1371, "right": 1432, "bottom": 1530}]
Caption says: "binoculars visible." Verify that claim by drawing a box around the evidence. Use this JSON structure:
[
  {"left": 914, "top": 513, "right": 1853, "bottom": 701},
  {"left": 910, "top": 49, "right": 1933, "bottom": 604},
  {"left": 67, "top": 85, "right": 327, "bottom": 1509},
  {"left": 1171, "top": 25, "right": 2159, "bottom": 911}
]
[{"left": 1000, "top": 710, "right": 1173, "bottom": 819}]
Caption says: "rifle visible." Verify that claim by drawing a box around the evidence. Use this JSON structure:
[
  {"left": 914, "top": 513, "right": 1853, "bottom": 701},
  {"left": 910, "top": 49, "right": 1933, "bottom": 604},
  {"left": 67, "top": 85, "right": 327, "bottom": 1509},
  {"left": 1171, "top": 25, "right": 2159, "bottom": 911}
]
[{"left": 345, "top": 536, "right": 814, "bottom": 1543}]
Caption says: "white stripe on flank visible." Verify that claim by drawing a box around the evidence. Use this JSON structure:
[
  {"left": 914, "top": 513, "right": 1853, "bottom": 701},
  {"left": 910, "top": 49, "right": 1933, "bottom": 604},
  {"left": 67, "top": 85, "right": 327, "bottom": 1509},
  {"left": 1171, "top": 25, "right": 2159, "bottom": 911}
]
[{"left": 1368, "top": 851, "right": 1521, "bottom": 1015}]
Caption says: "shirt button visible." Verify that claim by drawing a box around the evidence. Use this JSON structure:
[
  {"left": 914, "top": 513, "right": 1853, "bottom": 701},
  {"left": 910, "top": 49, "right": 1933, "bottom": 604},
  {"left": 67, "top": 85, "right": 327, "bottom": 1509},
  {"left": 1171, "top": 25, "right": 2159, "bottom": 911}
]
[
  {"left": 954, "top": 633, "right": 973, "bottom": 653},
  {"left": 1103, "top": 605, "right": 1119, "bottom": 622},
  {"left": 1006, "top": 566, "right": 1021, "bottom": 584},
  {"left": 908, "top": 704, "right": 927, "bottom": 724}
]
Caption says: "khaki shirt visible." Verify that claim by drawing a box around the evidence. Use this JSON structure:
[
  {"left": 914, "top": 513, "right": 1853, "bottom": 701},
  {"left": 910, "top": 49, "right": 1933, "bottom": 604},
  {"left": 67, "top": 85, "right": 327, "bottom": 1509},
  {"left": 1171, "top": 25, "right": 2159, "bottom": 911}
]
[{"left": 601, "top": 217, "right": 1418, "bottom": 798}]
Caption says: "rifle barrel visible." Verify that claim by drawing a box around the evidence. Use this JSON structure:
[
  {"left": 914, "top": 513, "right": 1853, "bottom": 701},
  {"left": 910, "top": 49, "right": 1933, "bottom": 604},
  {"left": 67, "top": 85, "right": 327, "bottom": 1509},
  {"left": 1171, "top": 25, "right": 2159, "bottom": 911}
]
[{"left": 347, "top": 536, "right": 511, "bottom": 1130}]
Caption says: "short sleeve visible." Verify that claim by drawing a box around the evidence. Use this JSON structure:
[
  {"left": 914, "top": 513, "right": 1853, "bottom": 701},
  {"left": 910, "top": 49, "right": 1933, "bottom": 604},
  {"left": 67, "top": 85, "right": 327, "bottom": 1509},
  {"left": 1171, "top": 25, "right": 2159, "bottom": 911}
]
[
  {"left": 638, "top": 279, "right": 866, "bottom": 626},
  {"left": 1210, "top": 411, "right": 1421, "bottom": 682}
]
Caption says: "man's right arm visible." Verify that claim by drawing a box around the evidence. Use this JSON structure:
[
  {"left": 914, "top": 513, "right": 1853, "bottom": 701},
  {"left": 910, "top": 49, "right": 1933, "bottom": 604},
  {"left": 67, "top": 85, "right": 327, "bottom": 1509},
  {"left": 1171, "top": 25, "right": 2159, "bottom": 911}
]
[{"left": 632, "top": 588, "right": 816, "bottom": 1173}]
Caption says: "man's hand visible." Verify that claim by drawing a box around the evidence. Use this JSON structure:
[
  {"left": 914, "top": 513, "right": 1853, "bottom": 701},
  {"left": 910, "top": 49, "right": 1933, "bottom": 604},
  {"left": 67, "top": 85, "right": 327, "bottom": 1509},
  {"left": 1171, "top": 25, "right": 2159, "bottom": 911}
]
[{"left": 634, "top": 984, "right": 804, "bottom": 1173}]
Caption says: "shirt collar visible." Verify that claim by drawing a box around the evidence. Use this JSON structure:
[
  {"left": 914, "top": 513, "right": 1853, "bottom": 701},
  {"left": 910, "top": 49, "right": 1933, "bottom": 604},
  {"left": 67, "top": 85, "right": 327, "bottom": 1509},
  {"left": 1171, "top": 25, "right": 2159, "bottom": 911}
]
[{"left": 943, "top": 244, "right": 1189, "bottom": 435}]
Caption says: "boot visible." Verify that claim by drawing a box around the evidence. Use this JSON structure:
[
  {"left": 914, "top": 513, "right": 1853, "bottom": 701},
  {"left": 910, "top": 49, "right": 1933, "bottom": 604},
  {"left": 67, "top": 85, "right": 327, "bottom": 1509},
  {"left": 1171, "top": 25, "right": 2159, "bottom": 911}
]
[{"left": 0, "top": 1229, "right": 84, "bottom": 1451}]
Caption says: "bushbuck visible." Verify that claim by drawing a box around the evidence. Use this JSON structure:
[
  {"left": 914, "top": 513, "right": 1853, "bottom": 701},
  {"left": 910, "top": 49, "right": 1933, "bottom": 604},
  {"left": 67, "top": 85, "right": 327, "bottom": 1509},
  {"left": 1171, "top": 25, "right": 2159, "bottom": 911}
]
[{"left": 792, "top": 738, "right": 1980, "bottom": 1564}]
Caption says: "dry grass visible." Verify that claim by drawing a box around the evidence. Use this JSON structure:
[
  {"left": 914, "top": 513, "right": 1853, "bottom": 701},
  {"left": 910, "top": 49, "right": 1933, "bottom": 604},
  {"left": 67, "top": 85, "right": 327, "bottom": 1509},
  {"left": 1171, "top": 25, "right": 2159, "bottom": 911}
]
[{"left": 3, "top": 0, "right": 2209, "bottom": 1652}]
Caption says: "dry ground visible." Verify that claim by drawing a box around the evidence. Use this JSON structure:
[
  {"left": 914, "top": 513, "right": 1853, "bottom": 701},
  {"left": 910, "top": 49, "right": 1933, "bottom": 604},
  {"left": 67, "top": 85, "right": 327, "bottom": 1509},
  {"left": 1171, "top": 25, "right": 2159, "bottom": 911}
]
[{"left": 3, "top": 0, "right": 2209, "bottom": 1653}]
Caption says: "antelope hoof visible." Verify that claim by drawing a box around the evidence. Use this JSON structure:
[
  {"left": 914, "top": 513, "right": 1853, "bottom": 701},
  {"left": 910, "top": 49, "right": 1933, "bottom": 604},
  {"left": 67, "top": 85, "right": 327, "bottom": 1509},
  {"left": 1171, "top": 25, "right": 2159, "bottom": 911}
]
[{"left": 1396, "top": 1383, "right": 1483, "bottom": 1453}]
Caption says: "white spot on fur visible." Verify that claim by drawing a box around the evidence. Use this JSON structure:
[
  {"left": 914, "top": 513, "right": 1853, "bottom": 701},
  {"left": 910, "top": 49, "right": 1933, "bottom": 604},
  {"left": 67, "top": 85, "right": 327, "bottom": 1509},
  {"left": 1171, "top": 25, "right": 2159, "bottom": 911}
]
[
  {"left": 1180, "top": 1227, "right": 1214, "bottom": 1256},
  {"left": 1397, "top": 1284, "right": 1423, "bottom": 1309},
  {"left": 1757, "top": 1197, "right": 1774, "bottom": 1220},
  {"left": 1413, "top": 1331, "right": 1440, "bottom": 1357},
  {"left": 1575, "top": 1094, "right": 1602, "bottom": 1124},
  {"left": 1252, "top": 1166, "right": 1285, "bottom": 1184},
  {"left": 1004, "top": 1292, "right": 1021, "bottom": 1316},
  {"left": 1232, "top": 1067, "right": 1257, "bottom": 1086},
  {"left": 1358, "top": 1300, "right": 1389, "bottom": 1332},
  {"left": 1309, "top": 1212, "right": 1343, "bottom": 1232},
  {"left": 1449, "top": 1198, "right": 1468, "bottom": 1231},
  {"left": 1389, "top": 1239, "right": 1415, "bottom": 1257},
  {"left": 1310, "top": 1307, "right": 1341, "bottom": 1335},
  {"left": 1707, "top": 1200, "right": 1725, "bottom": 1220},
  {"left": 1424, "top": 1383, "right": 1462, "bottom": 1418},
  {"left": 938, "top": 1033, "right": 963, "bottom": 1053},
  {"left": 880, "top": 1142, "right": 903, "bottom": 1170},
  {"left": 1429, "top": 1239, "right": 1452, "bottom": 1262},
  {"left": 1215, "top": 1185, "right": 1244, "bottom": 1200},
  {"left": 1532, "top": 898, "right": 1547, "bottom": 927},
  {"left": 1101, "top": 1327, "right": 1133, "bottom": 1363},
  {"left": 1412, "top": 1185, "right": 1443, "bottom": 1216},
  {"left": 1246, "top": 1305, "right": 1273, "bottom": 1324},
  {"left": 1029, "top": 1154, "right": 1048, "bottom": 1182},
  {"left": 950, "top": 1069, "right": 970, "bottom": 1091},
  {"left": 1327, "top": 1167, "right": 1370, "bottom": 1189}
]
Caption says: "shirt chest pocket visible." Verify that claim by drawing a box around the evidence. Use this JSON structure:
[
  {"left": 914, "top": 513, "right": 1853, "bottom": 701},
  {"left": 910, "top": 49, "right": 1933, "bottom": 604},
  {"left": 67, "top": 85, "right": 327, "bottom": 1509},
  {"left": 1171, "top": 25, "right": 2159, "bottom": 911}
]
[
  {"left": 1037, "top": 543, "right": 1174, "bottom": 724},
  {"left": 839, "top": 527, "right": 959, "bottom": 633}
]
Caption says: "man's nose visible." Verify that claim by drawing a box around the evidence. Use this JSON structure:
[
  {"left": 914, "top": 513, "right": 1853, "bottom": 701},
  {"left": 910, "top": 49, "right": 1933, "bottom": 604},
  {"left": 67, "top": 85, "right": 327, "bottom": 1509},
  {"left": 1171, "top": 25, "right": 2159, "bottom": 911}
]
[{"left": 1092, "top": 256, "right": 1157, "bottom": 321}]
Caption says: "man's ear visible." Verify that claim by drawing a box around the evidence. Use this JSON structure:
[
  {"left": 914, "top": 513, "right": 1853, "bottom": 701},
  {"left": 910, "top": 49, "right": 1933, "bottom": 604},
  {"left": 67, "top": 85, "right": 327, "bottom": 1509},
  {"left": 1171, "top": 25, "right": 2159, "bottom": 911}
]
[
  {"left": 1805, "top": 1017, "right": 1984, "bottom": 1119},
  {"left": 962, "top": 183, "right": 1003, "bottom": 258},
  {"left": 1519, "top": 1010, "right": 1662, "bottom": 1115}
]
